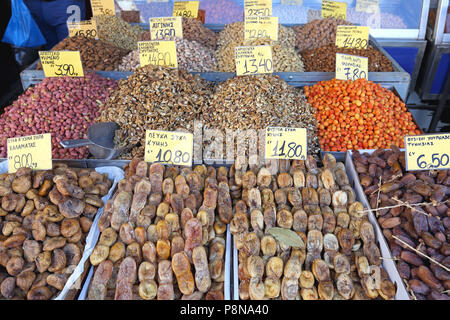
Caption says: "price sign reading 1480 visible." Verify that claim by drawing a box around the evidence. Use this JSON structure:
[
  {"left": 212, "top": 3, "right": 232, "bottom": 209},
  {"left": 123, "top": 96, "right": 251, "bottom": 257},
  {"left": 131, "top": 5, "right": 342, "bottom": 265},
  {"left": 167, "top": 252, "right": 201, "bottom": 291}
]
[
  {"left": 336, "top": 26, "right": 369, "bottom": 50},
  {"left": 404, "top": 133, "right": 450, "bottom": 171},
  {"left": 235, "top": 45, "right": 273, "bottom": 76},
  {"left": 138, "top": 41, "right": 178, "bottom": 68},
  {"left": 7, "top": 133, "right": 52, "bottom": 174},
  {"left": 145, "top": 130, "right": 193, "bottom": 166},
  {"left": 265, "top": 127, "right": 307, "bottom": 160},
  {"left": 173, "top": 1, "right": 199, "bottom": 18}
]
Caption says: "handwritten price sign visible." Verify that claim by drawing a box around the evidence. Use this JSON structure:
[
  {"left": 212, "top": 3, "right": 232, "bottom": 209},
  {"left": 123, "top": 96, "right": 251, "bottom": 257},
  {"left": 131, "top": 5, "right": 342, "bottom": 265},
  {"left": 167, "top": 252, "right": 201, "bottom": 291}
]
[
  {"left": 7, "top": 134, "right": 52, "bottom": 173},
  {"left": 39, "top": 51, "right": 84, "bottom": 77},
  {"left": 265, "top": 127, "right": 307, "bottom": 160},
  {"left": 138, "top": 41, "right": 178, "bottom": 68},
  {"left": 335, "top": 53, "right": 368, "bottom": 81},
  {"left": 235, "top": 45, "right": 273, "bottom": 76},
  {"left": 405, "top": 133, "right": 450, "bottom": 171},
  {"left": 145, "top": 130, "right": 193, "bottom": 166},
  {"left": 336, "top": 26, "right": 369, "bottom": 49},
  {"left": 91, "top": 0, "right": 115, "bottom": 16}
]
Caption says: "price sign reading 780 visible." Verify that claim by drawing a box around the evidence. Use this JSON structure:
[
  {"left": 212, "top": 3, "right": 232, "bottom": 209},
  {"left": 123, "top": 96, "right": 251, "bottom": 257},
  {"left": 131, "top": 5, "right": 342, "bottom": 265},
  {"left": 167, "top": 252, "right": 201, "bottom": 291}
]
[
  {"left": 235, "top": 45, "right": 273, "bottom": 76},
  {"left": 405, "top": 133, "right": 450, "bottom": 171}
]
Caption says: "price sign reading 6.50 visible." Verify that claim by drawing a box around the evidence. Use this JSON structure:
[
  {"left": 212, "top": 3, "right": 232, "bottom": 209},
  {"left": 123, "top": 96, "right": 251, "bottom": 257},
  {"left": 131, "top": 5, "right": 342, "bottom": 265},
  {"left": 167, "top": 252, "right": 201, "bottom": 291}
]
[
  {"left": 235, "top": 45, "right": 273, "bottom": 76},
  {"left": 145, "top": 130, "right": 193, "bottom": 166},
  {"left": 265, "top": 127, "right": 307, "bottom": 160},
  {"left": 7, "top": 133, "right": 52, "bottom": 173},
  {"left": 404, "top": 133, "right": 450, "bottom": 171}
]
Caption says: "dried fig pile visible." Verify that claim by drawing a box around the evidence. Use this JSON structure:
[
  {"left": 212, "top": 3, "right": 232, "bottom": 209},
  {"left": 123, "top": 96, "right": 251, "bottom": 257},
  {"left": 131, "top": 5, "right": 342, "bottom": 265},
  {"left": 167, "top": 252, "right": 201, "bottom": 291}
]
[
  {"left": 230, "top": 155, "right": 397, "bottom": 300},
  {"left": 353, "top": 147, "right": 450, "bottom": 300},
  {"left": 0, "top": 164, "right": 113, "bottom": 300},
  {"left": 87, "top": 159, "right": 230, "bottom": 300}
]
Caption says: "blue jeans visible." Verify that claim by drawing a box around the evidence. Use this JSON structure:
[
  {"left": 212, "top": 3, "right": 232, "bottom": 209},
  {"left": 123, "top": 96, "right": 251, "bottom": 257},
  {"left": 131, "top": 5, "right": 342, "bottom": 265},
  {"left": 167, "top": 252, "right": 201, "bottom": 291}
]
[{"left": 24, "top": 0, "right": 86, "bottom": 49}]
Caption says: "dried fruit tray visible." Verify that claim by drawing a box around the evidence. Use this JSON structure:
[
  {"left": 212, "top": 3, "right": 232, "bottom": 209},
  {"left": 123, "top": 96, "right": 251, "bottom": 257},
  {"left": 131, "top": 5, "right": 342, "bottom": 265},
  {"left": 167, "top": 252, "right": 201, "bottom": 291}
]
[{"left": 0, "top": 160, "right": 125, "bottom": 300}]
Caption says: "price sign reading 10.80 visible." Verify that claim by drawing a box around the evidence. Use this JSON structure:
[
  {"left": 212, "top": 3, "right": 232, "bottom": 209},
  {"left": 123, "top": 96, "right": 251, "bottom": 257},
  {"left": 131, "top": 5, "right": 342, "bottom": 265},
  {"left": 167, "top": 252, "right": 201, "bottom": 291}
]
[{"left": 145, "top": 130, "right": 193, "bottom": 166}]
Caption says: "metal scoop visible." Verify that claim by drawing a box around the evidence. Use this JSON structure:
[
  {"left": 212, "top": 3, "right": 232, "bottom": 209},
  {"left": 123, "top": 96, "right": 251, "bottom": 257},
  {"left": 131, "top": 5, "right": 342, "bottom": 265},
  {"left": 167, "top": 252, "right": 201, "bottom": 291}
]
[{"left": 60, "top": 122, "right": 122, "bottom": 160}]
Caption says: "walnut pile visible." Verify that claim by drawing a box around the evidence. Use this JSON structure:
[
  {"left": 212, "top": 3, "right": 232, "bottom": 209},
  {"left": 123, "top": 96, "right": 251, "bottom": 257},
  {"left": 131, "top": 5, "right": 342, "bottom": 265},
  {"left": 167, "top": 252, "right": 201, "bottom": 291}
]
[
  {"left": 0, "top": 164, "right": 113, "bottom": 300},
  {"left": 230, "top": 155, "right": 397, "bottom": 300},
  {"left": 88, "top": 159, "right": 230, "bottom": 300}
]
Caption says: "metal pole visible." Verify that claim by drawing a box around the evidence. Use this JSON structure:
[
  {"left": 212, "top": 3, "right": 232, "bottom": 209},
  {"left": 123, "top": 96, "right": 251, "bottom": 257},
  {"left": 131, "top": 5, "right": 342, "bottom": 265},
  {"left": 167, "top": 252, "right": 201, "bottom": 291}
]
[{"left": 428, "top": 71, "right": 450, "bottom": 133}]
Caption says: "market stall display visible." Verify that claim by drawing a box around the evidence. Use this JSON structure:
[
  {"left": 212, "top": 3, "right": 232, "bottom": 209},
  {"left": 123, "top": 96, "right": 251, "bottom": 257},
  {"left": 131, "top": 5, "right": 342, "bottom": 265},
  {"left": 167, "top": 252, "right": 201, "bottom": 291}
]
[
  {"left": 94, "top": 15, "right": 144, "bottom": 51},
  {"left": 304, "top": 79, "right": 421, "bottom": 152},
  {"left": 230, "top": 155, "right": 397, "bottom": 300},
  {"left": 352, "top": 147, "right": 450, "bottom": 300},
  {"left": 181, "top": 18, "right": 217, "bottom": 50},
  {"left": 0, "top": 74, "right": 117, "bottom": 159},
  {"left": 86, "top": 159, "right": 230, "bottom": 300},
  {"left": 0, "top": 164, "right": 114, "bottom": 300}
]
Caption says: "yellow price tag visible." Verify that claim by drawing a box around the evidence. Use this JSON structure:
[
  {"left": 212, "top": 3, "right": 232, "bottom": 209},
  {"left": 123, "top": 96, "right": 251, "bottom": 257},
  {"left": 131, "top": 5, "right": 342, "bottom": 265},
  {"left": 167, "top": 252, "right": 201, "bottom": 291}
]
[
  {"left": 91, "top": 0, "right": 116, "bottom": 16},
  {"left": 7, "top": 134, "right": 52, "bottom": 174},
  {"left": 145, "top": 130, "right": 193, "bottom": 166},
  {"left": 356, "top": 0, "right": 379, "bottom": 14},
  {"left": 150, "top": 17, "right": 183, "bottom": 40},
  {"left": 138, "top": 41, "right": 178, "bottom": 68},
  {"left": 404, "top": 134, "right": 450, "bottom": 171},
  {"left": 265, "top": 127, "right": 307, "bottom": 160},
  {"left": 322, "top": 0, "right": 347, "bottom": 20},
  {"left": 281, "top": 0, "right": 302, "bottom": 5},
  {"left": 68, "top": 20, "right": 98, "bottom": 39},
  {"left": 245, "top": 16, "right": 278, "bottom": 41},
  {"left": 173, "top": 1, "right": 199, "bottom": 18},
  {"left": 235, "top": 45, "right": 273, "bottom": 76},
  {"left": 335, "top": 53, "right": 368, "bottom": 81},
  {"left": 39, "top": 51, "right": 84, "bottom": 77},
  {"left": 245, "top": 0, "right": 272, "bottom": 17},
  {"left": 336, "top": 26, "right": 369, "bottom": 49}
]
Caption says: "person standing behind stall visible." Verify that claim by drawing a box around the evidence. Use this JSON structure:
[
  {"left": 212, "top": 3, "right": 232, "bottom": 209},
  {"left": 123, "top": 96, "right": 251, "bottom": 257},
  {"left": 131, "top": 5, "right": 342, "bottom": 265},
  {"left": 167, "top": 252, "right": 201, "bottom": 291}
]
[{"left": 23, "top": 0, "right": 86, "bottom": 49}]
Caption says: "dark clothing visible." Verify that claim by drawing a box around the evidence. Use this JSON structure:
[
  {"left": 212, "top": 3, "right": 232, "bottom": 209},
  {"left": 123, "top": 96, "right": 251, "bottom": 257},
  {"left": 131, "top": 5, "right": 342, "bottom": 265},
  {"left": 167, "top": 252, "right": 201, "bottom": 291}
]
[{"left": 24, "top": 0, "right": 86, "bottom": 49}]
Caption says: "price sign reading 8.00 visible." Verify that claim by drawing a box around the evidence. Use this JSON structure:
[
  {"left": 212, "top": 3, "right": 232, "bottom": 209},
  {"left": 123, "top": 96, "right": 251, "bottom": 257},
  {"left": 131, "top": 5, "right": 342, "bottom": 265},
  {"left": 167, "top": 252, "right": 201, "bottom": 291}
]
[
  {"left": 7, "top": 134, "right": 52, "bottom": 174},
  {"left": 265, "top": 127, "right": 307, "bottom": 160},
  {"left": 235, "top": 45, "right": 273, "bottom": 76},
  {"left": 145, "top": 130, "right": 193, "bottom": 166},
  {"left": 404, "top": 133, "right": 450, "bottom": 171}
]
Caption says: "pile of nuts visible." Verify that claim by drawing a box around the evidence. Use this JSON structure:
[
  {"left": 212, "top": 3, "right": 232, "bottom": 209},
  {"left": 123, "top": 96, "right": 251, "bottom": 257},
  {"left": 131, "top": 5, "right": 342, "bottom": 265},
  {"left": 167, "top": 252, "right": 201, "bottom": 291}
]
[
  {"left": 353, "top": 148, "right": 450, "bottom": 300},
  {"left": 0, "top": 164, "right": 113, "bottom": 300},
  {"left": 122, "top": 36, "right": 217, "bottom": 72},
  {"left": 87, "top": 159, "right": 229, "bottom": 300},
  {"left": 230, "top": 155, "right": 397, "bottom": 300},
  {"left": 37, "top": 36, "right": 130, "bottom": 71},
  {"left": 97, "top": 65, "right": 213, "bottom": 159},
  {"left": 202, "top": 75, "right": 319, "bottom": 157},
  {"left": 94, "top": 15, "right": 144, "bottom": 51},
  {"left": 301, "top": 44, "right": 393, "bottom": 72},
  {"left": 0, "top": 73, "right": 117, "bottom": 159},
  {"left": 293, "top": 18, "right": 352, "bottom": 52},
  {"left": 182, "top": 18, "right": 217, "bottom": 50},
  {"left": 304, "top": 79, "right": 420, "bottom": 151},
  {"left": 215, "top": 22, "right": 303, "bottom": 73}
]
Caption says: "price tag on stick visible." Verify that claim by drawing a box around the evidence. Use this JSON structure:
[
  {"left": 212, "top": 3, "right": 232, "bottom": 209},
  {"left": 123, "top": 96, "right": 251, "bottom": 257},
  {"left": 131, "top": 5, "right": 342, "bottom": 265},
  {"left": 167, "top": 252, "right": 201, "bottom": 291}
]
[
  {"left": 138, "top": 41, "right": 178, "bottom": 68},
  {"left": 91, "top": 0, "right": 116, "bottom": 16},
  {"left": 39, "top": 51, "right": 84, "bottom": 77},
  {"left": 173, "top": 1, "right": 199, "bottom": 18},
  {"left": 150, "top": 17, "right": 183, "bottom": 39},
  {"left": 336, "top": 26, "right": 369, "bottom": 49},
  {"left": 7, "top": 134, "right": 52, "bottom": 174},
  {"left": 335, "top": 53, "right": 368, "bottom": 81},
  {"left": 145, "top": 130, "right": 193, "bottom": 166},
  {"left": 235, "top": 45, "right": 273, "bottom": 76},
  {"left": 68, "top": 20, "right": 98, "bottom": 38},
  {"left": 245, "top": 0, "right": 272, "bottom": 17},
  {"left": 322, "top": 0, "right": 347, "bottom": 20},
  {"left": 245, "top": 16, "right": 278, "bottom": 41},
  {"left": 265, "top": 127, "right": 307, "bottom": 160},
  {"left": 404, "top": 133, "right": 450, "bottom": 171}
]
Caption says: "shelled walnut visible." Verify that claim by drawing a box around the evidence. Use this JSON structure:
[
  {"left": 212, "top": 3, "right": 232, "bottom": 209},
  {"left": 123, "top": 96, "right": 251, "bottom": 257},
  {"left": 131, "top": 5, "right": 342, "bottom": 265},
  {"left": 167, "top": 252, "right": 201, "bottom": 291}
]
[
  {"left": 88, "top": 159, "right": 230, "bottom": 300},
  {"left": 230, "top": 155, "right": 396, "bottom": 300},
  {"left": 353, "top": 147, "right": 450, "bottom": 300},
  {"left": 0, "top": 165, "right": 113, "bottom": 300}
]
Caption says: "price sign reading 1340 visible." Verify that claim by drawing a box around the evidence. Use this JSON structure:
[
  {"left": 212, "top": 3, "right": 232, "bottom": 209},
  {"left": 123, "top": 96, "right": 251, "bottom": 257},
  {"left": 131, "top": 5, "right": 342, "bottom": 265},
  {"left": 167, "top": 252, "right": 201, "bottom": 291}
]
[
  {"left": 404, "top": 133, "right": 450, "bottom": 171},
  {"left": 145, "top": 130, "right": 193, "bottom": 166},
  {"left": 265, "top": 127, "right": 307, "bottom": 160},
  {"left": 235, "top": 45, "right": 273, "bottom": 76}
]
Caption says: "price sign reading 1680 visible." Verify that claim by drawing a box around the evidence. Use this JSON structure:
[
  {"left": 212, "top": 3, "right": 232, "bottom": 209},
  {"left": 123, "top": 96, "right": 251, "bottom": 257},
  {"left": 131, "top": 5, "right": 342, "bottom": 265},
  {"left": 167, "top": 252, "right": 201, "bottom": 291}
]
[
  {"left": 145, "top": 130, "right": 193, "bottom": 166},
  {"left": 265, "top": 127, "right": 307, "bottom": 160},
  {"left": 404, "top": 133, "right": 450, "bottom": 171}
]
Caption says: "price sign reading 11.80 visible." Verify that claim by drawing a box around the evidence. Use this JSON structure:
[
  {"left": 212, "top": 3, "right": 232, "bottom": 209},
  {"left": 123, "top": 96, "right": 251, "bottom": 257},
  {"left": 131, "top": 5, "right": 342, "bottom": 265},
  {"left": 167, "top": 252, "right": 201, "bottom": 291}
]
[
  {"left": 404, "top": 133, "right": 450, "bottom": 171},
  {"left": 145, "top": 130, "right": 193, "bottom": 166},
  {"left": 265, "top": 127, "right": 307, "bottom": 160},
  {"left": 138, "top": 41, "right": 178, "bottom": 68},
  {"left": 235, "top": 45, "right": 273, "bottom": 76},
  {"left": 7, "top": 134, "right": 52, "bottom": 174}
]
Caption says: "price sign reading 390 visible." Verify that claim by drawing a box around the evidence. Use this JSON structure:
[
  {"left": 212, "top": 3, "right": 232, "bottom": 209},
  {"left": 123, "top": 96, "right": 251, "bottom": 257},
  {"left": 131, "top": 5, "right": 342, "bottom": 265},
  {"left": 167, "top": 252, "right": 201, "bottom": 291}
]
[
  {"left": 7, "top": 133, "right": 52, "bottom": 174},
  {"left": 39, "top": 51, "right": 84, "bottom": 78},
  {"left": 265, "top": 127, "right": 307, "bottom": 160},
  {"left": 91, "top": 0, "right": 115, "bottom": 16},
  {"left": 235, "top": 45, "right": 273, "bottom": 76},
  {"left": 145, "top": 130, "right": 193, "bottom": 166},
  {"left": 404, "top": 133, "right": 450, "bottom": 171}
]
